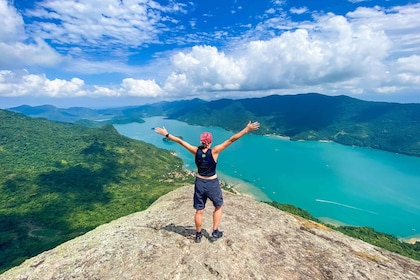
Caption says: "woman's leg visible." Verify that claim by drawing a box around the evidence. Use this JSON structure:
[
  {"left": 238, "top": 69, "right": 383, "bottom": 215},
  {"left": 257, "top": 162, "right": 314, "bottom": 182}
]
[
  {"left": 212, "top": 206, "right": 223, "bottom": 231},
  {"left": 195, "top": 209, "right": 204, "bottom": 232}
]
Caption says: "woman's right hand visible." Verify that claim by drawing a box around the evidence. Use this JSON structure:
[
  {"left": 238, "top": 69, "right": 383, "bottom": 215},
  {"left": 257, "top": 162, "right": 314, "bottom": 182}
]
[{"left": 154, "top": 126, "right": 168, "bottom": 136}]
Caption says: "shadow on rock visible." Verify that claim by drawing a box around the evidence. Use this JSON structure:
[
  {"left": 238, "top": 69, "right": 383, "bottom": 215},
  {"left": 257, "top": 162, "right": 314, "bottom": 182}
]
[{"left": 161, "top": 223, "right": 210, "bottom": 239}]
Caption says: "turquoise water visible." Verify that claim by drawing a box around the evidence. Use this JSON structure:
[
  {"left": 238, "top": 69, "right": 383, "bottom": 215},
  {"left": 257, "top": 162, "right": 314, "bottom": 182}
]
[{"left": 114, "top": 116, "right": 420, "bottom": 239}]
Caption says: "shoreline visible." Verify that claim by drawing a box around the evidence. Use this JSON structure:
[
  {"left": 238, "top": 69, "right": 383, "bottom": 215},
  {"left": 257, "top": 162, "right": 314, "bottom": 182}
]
[
  {"left": 217, "top": 171, "right": 270, "bottom": 202},
  {"left": 401, "top": 235, "right": 420, "bottom": 244},
  {"left": 183, "top": 164, "right": 270, "bottom": 202},
  {"left": 263, "top": 133, "right": 332, "bottom": 143},
  {"left": 318, "top": 217, "right": 351, "bottom": 227},
  {"left": 215, "top": 172, "right": 419, "bottom": 243},
  {"left": 264, "top": 133, "right": 290, "bottom": 140}
]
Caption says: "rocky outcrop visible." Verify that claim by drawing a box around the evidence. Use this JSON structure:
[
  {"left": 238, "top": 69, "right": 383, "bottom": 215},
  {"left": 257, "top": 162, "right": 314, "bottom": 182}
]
[{"left": 1, "top": 186, "right": 419, "bottom": 280}]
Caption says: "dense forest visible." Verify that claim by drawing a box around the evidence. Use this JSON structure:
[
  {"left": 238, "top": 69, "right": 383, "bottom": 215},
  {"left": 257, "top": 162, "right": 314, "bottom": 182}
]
[
  {"left": 0, "top": 110, "right": 193, "bottom": 273},
  {"left": 9, "top": 93, "right": 420, "bottom": 157}
]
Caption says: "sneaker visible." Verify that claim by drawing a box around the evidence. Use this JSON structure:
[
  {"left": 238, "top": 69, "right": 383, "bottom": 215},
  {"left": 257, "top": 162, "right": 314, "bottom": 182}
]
[
  {"left": 195, "top": 232, "right": 202, "bottom": 243},
  {"left": 210, "top": 229, "right": 223, "bottom": 242}
]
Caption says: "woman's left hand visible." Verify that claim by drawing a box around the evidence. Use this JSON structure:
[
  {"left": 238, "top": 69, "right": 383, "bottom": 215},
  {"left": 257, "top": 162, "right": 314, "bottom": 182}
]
[{"left": 246, "top": 121, "right": 260, "bottom": 132}]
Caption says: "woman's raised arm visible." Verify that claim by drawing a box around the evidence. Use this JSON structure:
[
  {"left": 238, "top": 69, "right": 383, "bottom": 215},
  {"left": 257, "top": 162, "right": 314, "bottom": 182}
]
[
  {"left": 154, "top": 126, "right": 197, "bottom": 155},
  {"left": 212, "top": 121, "right": 260, "bottom": 155}
]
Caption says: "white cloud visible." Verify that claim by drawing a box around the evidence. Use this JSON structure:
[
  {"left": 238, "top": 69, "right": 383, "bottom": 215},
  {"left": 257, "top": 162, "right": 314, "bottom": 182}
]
[
  {"left": 163, "top": 73, "right": 191, "bottom": 95},
  {"left": 0, "top": 1, "right": 62, "bottom": 68},
  {"left": 272, "top": 0, "right": 286, "bottom": 6},
  {"left": 25, "top": 0, "right": 184, "bottom": 48},
  {"left": 0, "top": 39, "right": 62, "bottom": 69},
  {"left": 44, "top": 77, "right": 86, "bottom": 97},
  {"left": 165, "top": 45, "right": 244, "bottom": 94},
  {"left": 1, "top": 1, "right": 420, "bottom": 103},
  {"left": 121, "top": 78, "right": 163, "bottom": 97},
  {"left": 347, "top": 4, "right": 420, "bottom": 57},
  {"left": 0, "top": 70, "right": 85, "bottom": 97},
  {"left": 0, "top": 0, "right": 191, "bottom": 76},
  {"left": 0, "top": 0, "right": 25, "bottom": 42},
  {"left": 159, "top": 4, "right": 420, "bottom": 100},
  {"left": 0, "top": 69, "right": 169, "bottom": 98},
  {"left": 290, "top": 7, "right": 308, "bottom": 15},
  {"left": 92, "top": 85, "right": 118, "bottom": 97},
  {"left": 394, "top": 55, "right": 420, "bottom": 85},
  {"left": 161, "top": 13, "right": 392, "bottom": 97},
  {"left": 347, "top": 0, "right": 368, "bottom": 3},
  {"left": 265, "top": 8, "right": 276, "bottom": 15},
  {"left": 396, "top": 55, "right": 420, "bottom": 73}
]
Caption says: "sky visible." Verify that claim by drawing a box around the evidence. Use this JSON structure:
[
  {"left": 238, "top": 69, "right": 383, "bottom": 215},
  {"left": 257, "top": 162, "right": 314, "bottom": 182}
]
[{"left": 1, "top": 0, "right": 420, "bottom": 108}]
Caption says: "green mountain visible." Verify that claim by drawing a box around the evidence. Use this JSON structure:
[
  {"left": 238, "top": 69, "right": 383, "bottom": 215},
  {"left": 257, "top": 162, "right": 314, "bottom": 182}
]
[
  {"left": 8, "top": 93, "right": 420, "bottom": 156},
  {"left": 8, "top": 104, "right": 145, "bottom": 126},
  {"left": 0, "top": 109, "right": 193, "bottom": 273},
  {"left": 162, "top": 94, "right": 420, "bottom": 157}
]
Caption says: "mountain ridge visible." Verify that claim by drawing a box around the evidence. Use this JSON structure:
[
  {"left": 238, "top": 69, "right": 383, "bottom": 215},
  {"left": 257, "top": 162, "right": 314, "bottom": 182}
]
[
  {"left": 2, "top": 186, "right": 419, "bottom": 280},
  {"left": 8, "top": 93, "right": 420, "bottom": 157}
]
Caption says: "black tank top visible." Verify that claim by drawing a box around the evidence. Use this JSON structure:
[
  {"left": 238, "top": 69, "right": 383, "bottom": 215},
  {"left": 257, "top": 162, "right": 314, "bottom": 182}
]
[{"left": 195, "top": 148, "right": 217, "bottom": 176}]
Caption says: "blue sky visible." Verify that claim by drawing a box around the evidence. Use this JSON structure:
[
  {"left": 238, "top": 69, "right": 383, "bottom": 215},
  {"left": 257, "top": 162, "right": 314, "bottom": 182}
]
[{"left": 1, "top": 0, "right": 420, "bottom": 108}]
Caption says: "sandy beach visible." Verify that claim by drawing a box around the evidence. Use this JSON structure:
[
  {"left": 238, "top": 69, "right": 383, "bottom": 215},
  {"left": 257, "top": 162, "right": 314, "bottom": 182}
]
[{"left": 402, "top": 235, "right": 420, "bottom": 244}]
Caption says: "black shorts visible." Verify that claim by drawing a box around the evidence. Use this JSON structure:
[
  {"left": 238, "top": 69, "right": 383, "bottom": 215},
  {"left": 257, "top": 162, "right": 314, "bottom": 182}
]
[{"left": 193, "top": 177, "right": 224, "bottom": 210}]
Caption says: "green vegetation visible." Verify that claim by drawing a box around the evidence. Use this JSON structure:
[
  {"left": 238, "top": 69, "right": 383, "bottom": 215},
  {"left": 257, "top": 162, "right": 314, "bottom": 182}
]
[
  {"left": 168, "top": 94, "right": 420, "bottom": 157},
  {"left": 335, "top": 226, "right": 420, "bottom": 261},
  {"left": 265, "top": 201, "right": 322, "bottom": 222},
  {"left": 8, "top": 104, "right": 145, "bottom": 126},
  {"left": 10, "top": 94, "right": 420, "bottom": 157},
  {"left": 0, "top": 110, "right": 194, "bottom": 273},
  {"left": 265, "top": 201, "right": 420, "bottom": 261},
  {"left": 4, "top": 94, "right": 420, "bottom": 270}
]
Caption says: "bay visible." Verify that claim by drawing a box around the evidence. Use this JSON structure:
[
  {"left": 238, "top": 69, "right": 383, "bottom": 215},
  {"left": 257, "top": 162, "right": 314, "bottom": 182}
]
[{"left": 114, "top": 116, "right": 420, "bottom": 239}]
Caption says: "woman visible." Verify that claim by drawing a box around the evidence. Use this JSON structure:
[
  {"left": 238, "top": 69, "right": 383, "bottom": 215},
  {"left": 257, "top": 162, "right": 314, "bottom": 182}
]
[{"left": 155, "top": 121, "right": 260, "bottom": 243}]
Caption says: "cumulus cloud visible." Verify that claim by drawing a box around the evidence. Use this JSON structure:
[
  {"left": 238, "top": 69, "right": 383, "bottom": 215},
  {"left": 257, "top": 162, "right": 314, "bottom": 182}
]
[
  {"left": 164, "top": 45, "right": 244, "bottom": 94},
  {"left": 1, "top": 1, "right": 420, "bottom": 103},
  {"left": 0, "top": 69, "right": 165, "bottom": 98},
  {"left": 347, "top": 4, "right": 420, "bottom": 57},
  {"left": 161, "top": 4, "right": 420, "bottom": 100},
  {"left": 0, "top": 70, "right": 86, "bottom": 97},
  {"left": 163, "top": 13, "right": 392, "bottom": 96},
  {"left": 121, "top": 78, "right": 163, "bottom": 97},
  {"left": 396, "top": 55, "right": 420, "bottom": 73},
  {"left": 394, "top": 55, "right": 420, "bottom": 85}
]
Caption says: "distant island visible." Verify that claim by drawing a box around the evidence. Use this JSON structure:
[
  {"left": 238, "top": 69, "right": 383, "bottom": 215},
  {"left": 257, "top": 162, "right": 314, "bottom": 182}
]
[
  {"left": 8, "top": 93, "right": 420, "bottom": 157},
  {"left": 163, "top": 135, "right": 183, "bottom": 142}
]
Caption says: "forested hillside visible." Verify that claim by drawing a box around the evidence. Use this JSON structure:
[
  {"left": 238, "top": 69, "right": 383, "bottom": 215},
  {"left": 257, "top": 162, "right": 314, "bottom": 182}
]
[
  {"left": 0, "top": 110, "right": 193, "bottom": 273},
  {"left": 9, "top": 93, "right": 420, "bottom": 157},
  {"left": 163, "top": 94, "right": 420, "bottom": 157},
  {"left": 8, "top": 104, "right": 145, "bottom": 125}
]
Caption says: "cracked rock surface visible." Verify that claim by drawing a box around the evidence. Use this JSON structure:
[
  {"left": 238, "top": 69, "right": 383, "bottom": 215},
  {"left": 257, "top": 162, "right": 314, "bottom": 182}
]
[{"left": 2, "top": 185, "right": 419, "bottom": 280}]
